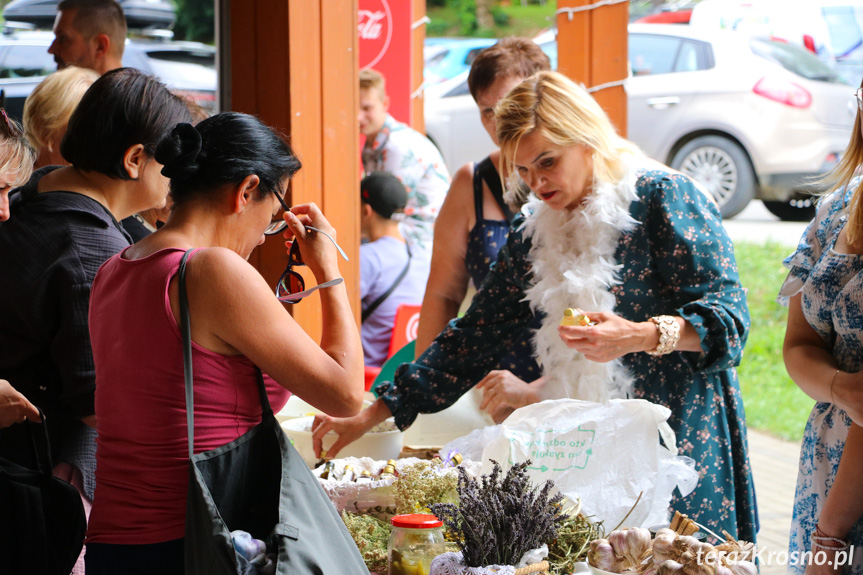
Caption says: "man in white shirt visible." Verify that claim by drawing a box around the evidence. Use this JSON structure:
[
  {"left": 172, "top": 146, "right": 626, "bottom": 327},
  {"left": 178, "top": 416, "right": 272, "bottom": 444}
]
[{"left": 359, "top": 69, "right": 450, "bottom": 260}]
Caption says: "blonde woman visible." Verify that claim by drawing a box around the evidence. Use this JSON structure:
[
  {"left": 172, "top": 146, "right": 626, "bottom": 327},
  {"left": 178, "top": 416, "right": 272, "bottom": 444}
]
[
  {"left": 315, "top": 71, "right": 757, "bottom": 542},
  {"left": 23, "top": 65, "right": 99, "bottom": 168},
  {"left": 0, "top": 109, "right": 35, "bottom": 221},
  {"left": 779, "top": 78, "right": 863, "bottom": 575}
]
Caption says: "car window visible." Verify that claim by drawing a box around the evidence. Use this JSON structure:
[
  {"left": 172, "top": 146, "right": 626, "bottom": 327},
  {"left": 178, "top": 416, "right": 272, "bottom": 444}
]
[
  {"left": 426, "top": 49, "right": 448, "bottom": 69},
  {"left": 539, "top": 41, "right": 558, "bottom": 70},
  {"left": 443, "top": 80, "right": 471, "bottom": 98},
  {"left": 629, "top": 34, "right": 682, "bottom": 76},
  {"left": 629, "top": 34, "right": 711, "bottom": 76},
  {"left": 0, "top": 44, "right": 55, "bottom": 79},
  {"left": 464, "top": 47, "right": 484, "bottom": 66},
  {"left": 674, "top": 40, "right": 712, "bottom": 73},
  {"left": 142, "top": 49, "right": 216, "bottom": 86},
  {"left": 750, "top": 37, "right": 846, "bottom": 84},
  {"left": 822, "top": 5, "right": 863, "bottom": 63}
]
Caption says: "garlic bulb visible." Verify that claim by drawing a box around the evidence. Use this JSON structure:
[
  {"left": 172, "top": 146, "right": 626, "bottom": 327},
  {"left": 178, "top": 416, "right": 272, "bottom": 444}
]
[
  {"left": 676, "top": 536, "right": 702, "bottom": 550},
  {"left": 657, "top": 560, "right": 684, "bottom": 575},
  {"left": 726, "top": 561, "right": 757, "bottom": 575},
  {"left": 715, "top": 567, "right": 733, "bottom": 575},
  {"left": 608, "top": 527, "right": 652, "bottom": 567},
  {"left": 590, "top": 538, "right": 624, "bottom": 573},
  {"left": 652, "top": 529, "right": 679, "bottom": 564}
]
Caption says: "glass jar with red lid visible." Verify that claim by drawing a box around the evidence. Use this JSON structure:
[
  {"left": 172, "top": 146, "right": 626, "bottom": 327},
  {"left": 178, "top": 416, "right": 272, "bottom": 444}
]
[{"left": 388, "top": 513, "right": 446, "bottom": 575}]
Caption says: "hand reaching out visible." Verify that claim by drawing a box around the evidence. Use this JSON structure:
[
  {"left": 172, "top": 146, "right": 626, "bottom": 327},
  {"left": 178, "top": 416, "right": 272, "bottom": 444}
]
[
  {"left": 310, "top": 398, "right": 392, "bottom": 459},
  {"left": 0, "top": 379, "right": 40, "bottom": 428},
  {"left": 477, "top": 371, "right": 543, "bottom": 424}
]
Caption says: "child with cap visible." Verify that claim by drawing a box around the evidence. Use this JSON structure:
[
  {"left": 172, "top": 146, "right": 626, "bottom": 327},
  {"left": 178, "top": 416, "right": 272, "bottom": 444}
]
[{"left": 360, "top": 172, "right": 431, "bottom": 367}]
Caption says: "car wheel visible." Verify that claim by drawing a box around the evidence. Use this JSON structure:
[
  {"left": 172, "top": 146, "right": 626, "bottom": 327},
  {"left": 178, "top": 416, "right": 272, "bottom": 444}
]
[
  {"left": 670, "top": 136, "right": 756, "bottom": 219},
  {"left": 762, "top": 198, "right": 816, "bottom": 222}
]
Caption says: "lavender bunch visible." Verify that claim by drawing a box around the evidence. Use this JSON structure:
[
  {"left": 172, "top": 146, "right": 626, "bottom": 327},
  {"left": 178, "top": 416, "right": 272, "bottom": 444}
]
[{"left": 430, "top": 460, "right": 566, "bottom": 568}]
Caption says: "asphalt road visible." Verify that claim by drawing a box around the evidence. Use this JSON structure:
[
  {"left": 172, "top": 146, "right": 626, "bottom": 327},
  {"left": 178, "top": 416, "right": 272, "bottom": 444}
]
[{"left": 722, "top": 200, "right": 809, "bottom": 247}]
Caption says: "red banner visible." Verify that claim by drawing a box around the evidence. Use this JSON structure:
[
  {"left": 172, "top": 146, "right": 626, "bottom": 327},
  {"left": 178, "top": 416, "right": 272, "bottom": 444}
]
[{"left": 359, "top": 0, "right": 413, "bottom": 125}]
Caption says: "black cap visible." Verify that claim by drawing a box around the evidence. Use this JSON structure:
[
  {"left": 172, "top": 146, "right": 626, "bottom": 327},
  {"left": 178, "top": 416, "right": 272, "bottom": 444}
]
[{"left": 360, "top": 171, "right": 407, "bottom": 219}]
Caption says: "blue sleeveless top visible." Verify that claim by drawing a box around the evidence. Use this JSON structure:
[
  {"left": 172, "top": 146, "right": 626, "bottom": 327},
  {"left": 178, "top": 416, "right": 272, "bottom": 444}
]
[{"left": 464, "top": 157, "right": 540, "bottom": 382}]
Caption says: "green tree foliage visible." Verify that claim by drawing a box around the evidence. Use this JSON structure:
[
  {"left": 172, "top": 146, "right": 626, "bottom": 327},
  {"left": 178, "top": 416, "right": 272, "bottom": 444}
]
[
  {"left": 456, "top": 0, "right": 478, "bottom": 35},
  {"left": 172, "top": 0, "right": 215, "bottom": 44}
]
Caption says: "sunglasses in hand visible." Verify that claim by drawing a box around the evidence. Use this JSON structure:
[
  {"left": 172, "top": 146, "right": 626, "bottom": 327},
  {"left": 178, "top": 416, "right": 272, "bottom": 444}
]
[{"left": 266, "top": 189, "right": 348, "bottom": 304}]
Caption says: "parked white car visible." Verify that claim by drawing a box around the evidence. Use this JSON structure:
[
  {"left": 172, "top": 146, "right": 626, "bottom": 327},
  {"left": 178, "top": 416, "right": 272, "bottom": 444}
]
[{"left": 424, "top": 25, "right": 856, "bottom": 220}]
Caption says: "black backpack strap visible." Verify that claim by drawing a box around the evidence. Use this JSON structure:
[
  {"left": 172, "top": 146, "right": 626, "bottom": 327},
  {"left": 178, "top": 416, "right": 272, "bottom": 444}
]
[
  {"left": 477, "top": 156, "right": 515, "bottom": 222},
  {"left": 179, "top": 249, "right": 272, "bottom": 458},
  {"left": 20, "top": 409, "right": 51, "bottom": 476},
  {"left": 178, "top": 249, "right": 196, "bottom": 460},
  {"left": 256, "top": 368, "right": 272, "bottom": 417},
  {"left": 361, "top": 243, "right": 412, "bottom": 323}
]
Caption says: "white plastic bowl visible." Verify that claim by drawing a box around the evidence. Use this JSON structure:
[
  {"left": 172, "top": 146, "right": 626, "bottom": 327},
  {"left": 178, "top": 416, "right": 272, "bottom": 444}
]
[
  {"left": 275, "top": 393, "right": 376, "bottom": 424},
  {"left": 281, "top": 415, "right": 403, "bottom": 467},
  {"left": 275, "top": 396, "right": 322, "bottom": 424}
]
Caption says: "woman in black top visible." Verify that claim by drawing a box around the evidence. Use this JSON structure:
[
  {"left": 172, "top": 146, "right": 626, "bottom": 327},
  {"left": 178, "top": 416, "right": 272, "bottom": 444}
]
[{"left": 0, "top": 68, "right": 191, "bottom": 544}]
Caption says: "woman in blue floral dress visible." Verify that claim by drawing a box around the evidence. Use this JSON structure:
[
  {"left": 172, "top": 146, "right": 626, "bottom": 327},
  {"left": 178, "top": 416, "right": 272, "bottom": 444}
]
[
  {"left": 316, "top": 71, "right": 758, "bottom": 541},
  {"left": 779, "top": 80, "right": 863, "bottom": 575}
]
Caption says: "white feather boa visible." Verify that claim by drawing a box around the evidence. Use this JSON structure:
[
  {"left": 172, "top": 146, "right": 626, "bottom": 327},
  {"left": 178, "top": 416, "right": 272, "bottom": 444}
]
[{"left": 521, "top": 156, "right": 644, "bottom": 402}]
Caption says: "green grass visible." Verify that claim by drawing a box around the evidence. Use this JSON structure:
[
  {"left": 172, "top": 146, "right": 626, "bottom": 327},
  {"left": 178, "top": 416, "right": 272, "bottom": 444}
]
[
  {"left": 427, "top": 4, "right": 556, "bottom": 38},
  {"left": 734, "top": 241, "right": 813, "bottom": 442}
]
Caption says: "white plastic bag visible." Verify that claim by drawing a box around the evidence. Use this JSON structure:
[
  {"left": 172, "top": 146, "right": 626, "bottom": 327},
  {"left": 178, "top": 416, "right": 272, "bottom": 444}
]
[
  {"left": 440, "top": 424, "right": 503, "bottom": 463},
  {"left": 480, "top": 398, "right": 698, "bottom": 529}
]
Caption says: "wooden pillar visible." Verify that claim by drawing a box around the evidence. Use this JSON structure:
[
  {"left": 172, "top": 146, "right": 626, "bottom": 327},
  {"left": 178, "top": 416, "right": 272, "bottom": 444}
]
[
  {"left": 556, "top": 0, "right": 628, "bottom": 137},
  {"left": 226, "top": 0, "right": 360, "bottom": 342}
]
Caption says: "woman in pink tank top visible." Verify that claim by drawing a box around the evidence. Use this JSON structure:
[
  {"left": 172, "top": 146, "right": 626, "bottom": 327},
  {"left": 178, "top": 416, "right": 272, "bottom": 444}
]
[{"left": 86, "top": 113, "right": 364, "bottom": 574}]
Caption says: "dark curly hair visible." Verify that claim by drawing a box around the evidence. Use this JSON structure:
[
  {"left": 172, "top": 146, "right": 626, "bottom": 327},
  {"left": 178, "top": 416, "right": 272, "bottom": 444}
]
[{"left": 155, "top": 112, "right": 302, "bottom": 205}]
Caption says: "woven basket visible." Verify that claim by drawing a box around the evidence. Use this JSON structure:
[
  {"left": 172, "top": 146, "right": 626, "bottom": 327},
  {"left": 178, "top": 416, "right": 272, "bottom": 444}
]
[{"left": 513, "top": 561, "right": 549, "bottom": 575}]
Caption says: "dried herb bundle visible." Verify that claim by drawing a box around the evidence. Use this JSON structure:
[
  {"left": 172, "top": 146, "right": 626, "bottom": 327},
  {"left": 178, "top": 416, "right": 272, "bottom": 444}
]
[
  {"left": 548, "top": 512, "right": 604, "bottom": 575},
  {"left": 393, "top": 459, "right": 459, "bottom": 515},
  {"left": 430, "top": 460, "right": 566, "bottom": 568},
  {"left": 341, "top": 510, "right": 392, "bottom": 574}
]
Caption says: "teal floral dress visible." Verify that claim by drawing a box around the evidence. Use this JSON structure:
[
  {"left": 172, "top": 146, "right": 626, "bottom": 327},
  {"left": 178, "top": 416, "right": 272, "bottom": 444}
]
[
  {"left": 377, "top": 169, "right": 758, "bottom": 542},
  {"left": 778, "top": 185, "right": 863, "bottom": 575}
]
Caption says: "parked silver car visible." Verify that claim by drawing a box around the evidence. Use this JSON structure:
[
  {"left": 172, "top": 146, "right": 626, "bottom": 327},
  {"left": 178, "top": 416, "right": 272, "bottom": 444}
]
[
  {"left": 0, "top": 30, "right": 216, "bottom": 121},
  {"left": 425, "top": 25, "right": 856, "bottom": 220}
]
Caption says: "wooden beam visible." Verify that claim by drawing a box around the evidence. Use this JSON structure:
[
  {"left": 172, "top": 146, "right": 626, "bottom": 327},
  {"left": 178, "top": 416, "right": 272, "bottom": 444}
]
[
  {"left": 227, "top": 0, "right": 360, "bottom": 341},
  {"left": 320, "top": 0, "right": 361, "bottom": 337},
  {"left": 556, "top": 0, "right": 628, "bottom": 137},
  {"left": 285, "top": 2, "right": 325, "bottom": 340}
]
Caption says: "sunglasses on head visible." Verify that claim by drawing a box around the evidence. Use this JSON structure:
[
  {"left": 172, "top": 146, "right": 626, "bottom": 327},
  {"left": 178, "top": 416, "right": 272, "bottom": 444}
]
[
  {"left": 266, "top": 187, "right": 348, "bottom": 304},
  {"left": 0, "top": 108, "right": 22, "bottom": 140}
]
